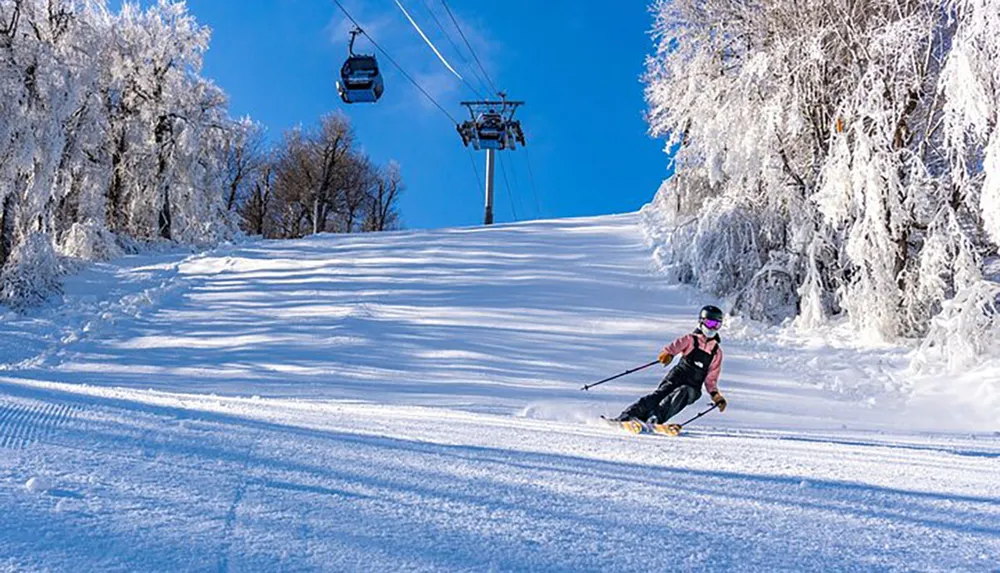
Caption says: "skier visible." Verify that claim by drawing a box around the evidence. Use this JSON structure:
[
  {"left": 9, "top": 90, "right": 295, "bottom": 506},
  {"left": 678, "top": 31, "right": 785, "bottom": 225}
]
[{"left": 612, "top": 305, "right": 728, "bottom": 427}]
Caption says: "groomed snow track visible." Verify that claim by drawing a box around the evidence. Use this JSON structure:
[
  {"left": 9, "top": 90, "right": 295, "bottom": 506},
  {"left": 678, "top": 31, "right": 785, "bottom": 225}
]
[{"left": 1, "top": 214, "right": 998, "bottom": 571}]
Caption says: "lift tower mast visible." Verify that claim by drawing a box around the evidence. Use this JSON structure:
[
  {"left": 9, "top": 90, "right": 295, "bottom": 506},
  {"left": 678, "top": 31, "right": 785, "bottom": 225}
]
[{"left": 457, "top": 93, "right": 526, "bottom": 225}]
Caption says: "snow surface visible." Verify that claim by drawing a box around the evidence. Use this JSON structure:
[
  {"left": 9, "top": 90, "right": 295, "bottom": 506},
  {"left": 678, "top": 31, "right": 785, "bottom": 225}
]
[{"left": 1, "top": 213, "right": 998, "bottom": 571}]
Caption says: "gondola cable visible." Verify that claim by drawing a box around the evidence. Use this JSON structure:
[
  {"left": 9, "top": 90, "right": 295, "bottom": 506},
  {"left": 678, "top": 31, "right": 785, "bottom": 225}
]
[
  {"left": 418, "top": 0, "right": 491, "bottom": 100},
  {"left": 440, "top": 0, "right": 500, "bottom": 96},
  {"left": 331, "top": 0, "right": 459, "bottom": 124},
  {"left": 523, "top": 145, "right": 543, "bottom": 217},
  {"left": 505, "top": 145, "right": 527, "bottom": 218},
  {"left": 465, "top": 149, "right": 485, "bottom": 197},
  {"left": 441, "top": 1, "right": 539, "bottom": 223},
  {"left": 333, "top": 0, "right": 531, "bottom": 225},
  {"left": 332, "top": 0, "right": 492, "bottom": 206},
  {"left": 394, "top": 0, "right": 464, "bottom": 81},
  {"left": 497, "top": 152, "right": 519, "bottom": 222}
]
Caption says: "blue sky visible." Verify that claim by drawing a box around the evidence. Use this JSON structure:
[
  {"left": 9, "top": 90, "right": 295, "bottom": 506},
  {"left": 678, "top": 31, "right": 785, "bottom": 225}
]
[{"left": 183, "top": 0, "right": 668, "bottom": 229}]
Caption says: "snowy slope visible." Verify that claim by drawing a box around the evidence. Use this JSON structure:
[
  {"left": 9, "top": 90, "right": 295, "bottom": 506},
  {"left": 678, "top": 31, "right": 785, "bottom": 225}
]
[{"left": 1, "top": 214, "right": 998, "bottom": 572}]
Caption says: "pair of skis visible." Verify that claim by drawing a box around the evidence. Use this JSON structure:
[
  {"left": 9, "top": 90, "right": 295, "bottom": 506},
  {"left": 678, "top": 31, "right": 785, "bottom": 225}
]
[
  {"left": 602, "top": 416, "right": 683, "bottom": 436},
  {"left": 582, "top": 360, "right": 720, "bottom": 437},
  {"left": 601, "top": 404, "right": 719, "bottom": 437}
]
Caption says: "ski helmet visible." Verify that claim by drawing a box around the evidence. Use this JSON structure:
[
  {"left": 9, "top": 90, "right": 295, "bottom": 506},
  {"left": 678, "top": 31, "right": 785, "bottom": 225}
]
[{"left": 698, "top": 305, "right": 724, "bottom": 337}]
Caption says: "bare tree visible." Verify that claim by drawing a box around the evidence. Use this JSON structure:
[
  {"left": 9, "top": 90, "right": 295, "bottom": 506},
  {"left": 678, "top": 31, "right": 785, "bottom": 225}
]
[
  {"left": 270, "top": 128, "right": 315, "bottom": 238},
  {"left": 239, "top": 161, "right": 273, "bottom": 236},
  {"left": 364, "top": 161, "right": 403, "bottom": 232},
  {"left": 313, "top": 114, "right": 354, "bottom": 234},
  {"left": 339, "top": 153, "right": 376, "bottom": 233},
  {"left": 224, "top": 118, "right": 266, "bottom": 212},
  {"left": 266, "top": 114, "right": 359, "bottom": 238}
]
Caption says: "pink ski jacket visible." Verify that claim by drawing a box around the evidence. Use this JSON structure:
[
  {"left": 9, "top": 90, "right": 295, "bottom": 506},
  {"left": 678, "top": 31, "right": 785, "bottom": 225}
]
[{"left": 663, "top": 332, "right": 723, "bottom": 394}]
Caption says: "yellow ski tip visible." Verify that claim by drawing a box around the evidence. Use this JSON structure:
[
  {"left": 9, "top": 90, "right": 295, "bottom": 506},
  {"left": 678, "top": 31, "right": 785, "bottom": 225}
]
[
  {"left": 623, "top": 420, "right": 645, "bottom": 434},
  {"left": 652, "top": 423, "right": 682, "bottom": 436}
]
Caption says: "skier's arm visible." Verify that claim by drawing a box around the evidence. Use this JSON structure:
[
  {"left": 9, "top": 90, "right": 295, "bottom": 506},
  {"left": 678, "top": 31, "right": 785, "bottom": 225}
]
[
  {"left": 704, "top": 345, "right": 723, "bottom": 394},
  {"left": 662, "top": 334, "right": 693, "bottom": 358}
]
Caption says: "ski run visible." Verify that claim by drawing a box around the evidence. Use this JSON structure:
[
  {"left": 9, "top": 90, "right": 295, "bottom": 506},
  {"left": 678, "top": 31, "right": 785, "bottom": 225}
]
[{"left": 1, "top": 213, "right": 998, "bottom": 571}]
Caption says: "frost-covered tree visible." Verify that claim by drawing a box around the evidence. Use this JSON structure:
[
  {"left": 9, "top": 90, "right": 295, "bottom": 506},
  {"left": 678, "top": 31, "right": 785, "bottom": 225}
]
[
  {"left": 0, "top": 0, "right": 106, "bottom": 302},
  {"left": 644, "top": 0, "right": 1000, "bottom": 361},
  {"left": 103, "top": 0, "right": 231, "bottom": 243},
  {"left": 0, "top": 0, "right": 241, "bottom": 306}
]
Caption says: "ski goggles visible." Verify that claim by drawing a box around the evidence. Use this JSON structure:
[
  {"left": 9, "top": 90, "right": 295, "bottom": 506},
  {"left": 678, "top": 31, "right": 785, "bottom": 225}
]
[{"left": 701, "top": 318, "right": 722, "bottom": 330}]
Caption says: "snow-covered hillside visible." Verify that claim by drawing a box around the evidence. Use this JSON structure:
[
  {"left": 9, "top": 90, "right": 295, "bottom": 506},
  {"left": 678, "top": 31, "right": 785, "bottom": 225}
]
[{"left": 2, "top": 214, "right": 998, "bottom": 571}]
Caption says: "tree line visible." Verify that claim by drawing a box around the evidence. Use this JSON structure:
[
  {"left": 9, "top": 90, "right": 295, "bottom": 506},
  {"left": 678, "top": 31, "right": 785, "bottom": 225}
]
[
  {"left": 227, "top": 114, "right": 402, "bottom": 240},
  {"left": 0, "top": 0, "right": 401, "bottom": 306}
]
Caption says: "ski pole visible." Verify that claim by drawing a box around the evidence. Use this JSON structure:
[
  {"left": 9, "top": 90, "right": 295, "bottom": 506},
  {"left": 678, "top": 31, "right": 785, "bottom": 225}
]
[
  {"left": 581, "top": 360, "right": 659, "bottom": 391},
  {"left": 676, "top": 403, "right": 718, "bottom": 428}
]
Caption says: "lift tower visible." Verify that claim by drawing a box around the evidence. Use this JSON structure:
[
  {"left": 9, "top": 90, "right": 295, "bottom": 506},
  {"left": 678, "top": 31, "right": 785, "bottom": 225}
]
[{"left": 457, "top": 93, "right": 526, "bottom": 225}]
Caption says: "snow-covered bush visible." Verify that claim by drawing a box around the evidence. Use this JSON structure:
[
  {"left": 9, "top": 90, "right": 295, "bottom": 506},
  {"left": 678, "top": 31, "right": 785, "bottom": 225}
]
[
  {"left": 734, "top": 252, "right": 801, "bottom": 324},
  {"left": 688, "top": 196, "right": 771, "bottom": 297},
  {"left": 0, "top": 234, "right": 64, "bottom": 308},
  {"left": 917, "top": 281, "right": 1000, "bottom": 371},
  {"left": 643, "top": 0, "right": 1000, "bottom": 358},
  {"left": 642, "top": 176, "right": 711, "bottom": 284},
  {"left": 57, "top": 222, "right": 124, "bottom": 262}
]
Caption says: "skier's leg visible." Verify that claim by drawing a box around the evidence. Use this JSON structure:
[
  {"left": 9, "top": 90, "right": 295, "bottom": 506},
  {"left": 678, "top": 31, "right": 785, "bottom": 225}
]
[
  {"left": 650, "top": 385, "right": 701, "bottom": 423},
  {"left": 615, "top": 382, "right": 672, "bottom": 421}
]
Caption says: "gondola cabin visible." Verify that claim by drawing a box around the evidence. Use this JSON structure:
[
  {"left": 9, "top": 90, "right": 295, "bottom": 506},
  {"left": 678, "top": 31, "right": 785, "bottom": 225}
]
[
  {"left": 338, "top": 27, "right": 384, "bottom": 104},
  {"left": 337, "top": 54, "right": 384, "bottom": 104}
]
